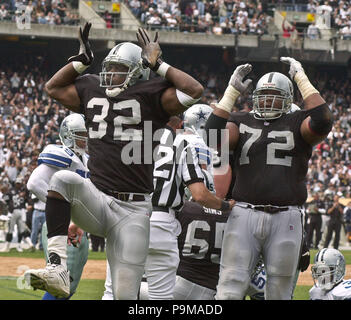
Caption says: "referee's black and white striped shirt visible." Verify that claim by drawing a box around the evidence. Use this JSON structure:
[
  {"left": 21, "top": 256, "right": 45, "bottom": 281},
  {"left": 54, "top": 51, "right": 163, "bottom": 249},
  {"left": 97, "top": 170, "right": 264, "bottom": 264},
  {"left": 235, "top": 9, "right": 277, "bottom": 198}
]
[{"left": 152, "top": 127, "right": 212, "bottom": 211}]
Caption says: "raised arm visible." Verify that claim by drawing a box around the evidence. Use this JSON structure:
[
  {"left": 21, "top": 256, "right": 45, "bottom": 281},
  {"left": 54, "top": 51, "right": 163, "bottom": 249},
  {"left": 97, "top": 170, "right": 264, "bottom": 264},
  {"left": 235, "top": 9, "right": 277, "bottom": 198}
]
[
  {"left": 45, "top": 23, "right": 94, "bottom": 112},
  {"left": 280, "top": 57, "right": 333, "bottom": 146},
  {"left": 136, "top": 28, "right": 204, "bottom": 116},
  {"left": 205, "top": 64, "right": 252, "bottom": 150}
]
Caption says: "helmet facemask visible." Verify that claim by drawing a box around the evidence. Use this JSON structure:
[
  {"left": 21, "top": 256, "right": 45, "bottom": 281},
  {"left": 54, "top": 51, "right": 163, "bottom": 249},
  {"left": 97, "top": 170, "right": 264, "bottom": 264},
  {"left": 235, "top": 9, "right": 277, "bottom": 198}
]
[
  {"left": 99, "top": 42, "right": 149, "bottom": 97},
  {"left": 100, "top": 60, "right": 142, "bottom": 97},
  {"left": 59, "top": 114, "right": 88, "bottom": 157},
  {"left": 312, "top": 248, "right": 346, "bottom": 291},
  {"left": 252, "top": 88, "right": 292, "bottom": 120},
  {"left": 252, "top": 72, "right": 293, "bottom": 120},
  {"left": 311, "top": 264, "right": 338, "bottom": 291}
]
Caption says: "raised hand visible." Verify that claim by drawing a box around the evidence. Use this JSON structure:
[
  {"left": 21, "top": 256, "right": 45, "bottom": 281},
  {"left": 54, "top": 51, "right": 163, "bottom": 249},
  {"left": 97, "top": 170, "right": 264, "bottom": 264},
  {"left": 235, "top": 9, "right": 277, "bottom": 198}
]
[
  {"left": 68, "top": 22, "right": 94, "bottom": 66},
  {"left": 136, "top": 28, "right": 162, "bottom": 70},
  {"left": 280, "top": 56, "right": 304, "bottom": 80},
  {"left": 229, "top": 63, "right": 253, "bottom": 94}
]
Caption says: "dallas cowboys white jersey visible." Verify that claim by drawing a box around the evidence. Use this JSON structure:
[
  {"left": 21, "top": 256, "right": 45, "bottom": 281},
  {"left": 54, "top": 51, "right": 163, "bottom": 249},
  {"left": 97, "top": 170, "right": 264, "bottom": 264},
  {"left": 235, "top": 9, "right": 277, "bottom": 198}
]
[
  {"left": 309, "top": 280, "right": 351, "bottom": 300},
  {"left": 246, "top": 265, "right": 266, "bottom": 300},
  {"left": 38, "top": 144, "right": 89, "bottom": 178}
]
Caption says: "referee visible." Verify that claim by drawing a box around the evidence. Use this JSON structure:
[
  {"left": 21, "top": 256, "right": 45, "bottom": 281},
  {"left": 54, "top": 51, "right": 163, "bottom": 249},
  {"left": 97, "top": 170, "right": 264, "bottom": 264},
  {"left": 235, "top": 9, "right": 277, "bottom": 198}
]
[{"left": 145, "top": 107, "right": 235, "bottom": 300}]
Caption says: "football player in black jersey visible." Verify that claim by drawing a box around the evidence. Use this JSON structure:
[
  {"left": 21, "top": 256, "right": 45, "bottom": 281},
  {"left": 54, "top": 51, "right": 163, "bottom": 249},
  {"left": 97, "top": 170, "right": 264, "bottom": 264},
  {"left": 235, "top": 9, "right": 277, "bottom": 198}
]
[
  {"left": 205, "top": 57, "right": 333, "bottom": 300},
  {"left": 24, "top": 24, "right": 204, "bottom": 299},
  {"left": 1, "top": 177, "right": 33, "bottom": 252}
]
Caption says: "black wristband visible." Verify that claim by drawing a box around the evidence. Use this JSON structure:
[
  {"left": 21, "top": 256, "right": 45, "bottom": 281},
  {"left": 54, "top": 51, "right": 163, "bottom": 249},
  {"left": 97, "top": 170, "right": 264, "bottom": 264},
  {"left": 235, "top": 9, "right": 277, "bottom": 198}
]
[
  {"left": 151, "top": 57, "right": 164, "bottom": 72},
  {"left": 220, "top": 200, "right": 230, "bottom": 211}
]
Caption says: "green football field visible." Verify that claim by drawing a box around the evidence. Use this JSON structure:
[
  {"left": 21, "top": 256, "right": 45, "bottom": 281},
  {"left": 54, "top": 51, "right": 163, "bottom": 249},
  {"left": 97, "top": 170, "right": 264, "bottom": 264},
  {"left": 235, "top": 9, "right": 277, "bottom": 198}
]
[{"left": 0, "top": 249, "right": 350, "bottom": 300}]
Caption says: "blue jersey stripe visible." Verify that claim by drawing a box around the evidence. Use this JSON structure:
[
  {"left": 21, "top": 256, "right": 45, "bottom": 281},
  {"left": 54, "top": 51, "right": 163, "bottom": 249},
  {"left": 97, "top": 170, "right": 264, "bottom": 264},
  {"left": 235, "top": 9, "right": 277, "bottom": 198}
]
[
  {"left": 39, "top": 153, "right": 72, "bottom": 165},
  {"left": 38, "top": 159, "right": 69, "bottom": 168},
  {"left": 195, "top": 147, "right": 211, "bottom": 165}
]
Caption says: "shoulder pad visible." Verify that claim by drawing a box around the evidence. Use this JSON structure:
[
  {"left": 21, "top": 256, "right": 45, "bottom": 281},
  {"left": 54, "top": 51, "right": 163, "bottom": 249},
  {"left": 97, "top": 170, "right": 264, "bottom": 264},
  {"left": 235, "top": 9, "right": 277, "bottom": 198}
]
[{"left": 38, "top": 144, "right": 73, "bottom": 168}]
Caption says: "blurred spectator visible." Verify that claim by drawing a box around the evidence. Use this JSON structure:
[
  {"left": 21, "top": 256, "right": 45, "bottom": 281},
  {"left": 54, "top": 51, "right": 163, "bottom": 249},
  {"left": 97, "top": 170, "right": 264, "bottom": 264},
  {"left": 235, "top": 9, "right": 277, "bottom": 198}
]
[
  {"left": 344, "top": 201, "right": 351, "bottom": 245},
  {"left": 324, "top": 195, "right": 344, "bottom": 250},
  {"left": 340, "top": 24, "right": 351, "bottom": 40},
  {"left": 104, "top": 10, "right": 113, "bottom": 28},
  {"left": 57, "top": 0, "right": 67, "bottom": 19},
  {"left": 130, "top": 0, "right": 141, "bottom": 18},
  {"left": 307, "top": 0, "right": 318, "bottom": 13},
  {"left": 0, "top": 0, "right": 79, "bottom": 26},
  {"left": 0, "top": 4, "right": 8, "bottom": 20},
  {"left": 307, "top": 21, "right": 321, "bottom": 39},
  {"left": 90, "top": 234, "right": 105, "bottom": 252},
  {"left": 282, "top": 18, "right": 295, "bottom": 38}
]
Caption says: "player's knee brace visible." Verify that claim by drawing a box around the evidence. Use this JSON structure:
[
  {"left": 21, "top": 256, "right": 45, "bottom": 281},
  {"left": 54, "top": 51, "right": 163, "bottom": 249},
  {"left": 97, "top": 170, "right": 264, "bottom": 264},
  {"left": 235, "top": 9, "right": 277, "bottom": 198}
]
[{"left": 45, "top": 197, "right": 71, "bottom": 238}]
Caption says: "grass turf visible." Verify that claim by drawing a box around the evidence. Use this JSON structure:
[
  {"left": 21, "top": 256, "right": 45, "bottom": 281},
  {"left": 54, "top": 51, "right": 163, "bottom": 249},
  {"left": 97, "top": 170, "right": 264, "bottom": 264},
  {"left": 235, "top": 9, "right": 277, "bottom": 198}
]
[{"left": 0, "top": 249, "right": 349, "bottom": 300}]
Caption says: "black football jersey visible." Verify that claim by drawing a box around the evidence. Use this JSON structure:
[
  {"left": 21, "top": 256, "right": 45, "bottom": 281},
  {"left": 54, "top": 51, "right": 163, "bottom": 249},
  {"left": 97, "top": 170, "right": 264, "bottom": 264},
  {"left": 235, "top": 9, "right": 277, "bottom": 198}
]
[
  {"left": 74, "top": 75, "right": 172, "bottom": 193},
  {"left": 228, "top": 110, "right": 315, "bottom": 206},
  {"left": 177, "top": 201, "right": 230, "bottom": 290},
  {"left": 9, "top": 187, "right": 28, "bottom": 211}
]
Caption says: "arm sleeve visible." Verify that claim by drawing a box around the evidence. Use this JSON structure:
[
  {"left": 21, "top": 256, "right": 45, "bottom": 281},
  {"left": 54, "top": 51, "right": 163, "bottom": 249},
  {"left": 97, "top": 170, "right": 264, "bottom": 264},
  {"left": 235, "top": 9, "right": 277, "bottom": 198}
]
[
  {"left": 204, "top": 113, "right": 229, "bottom": 146},
  {"left": 27, "top": 165, "right": 59, "bottom": 203},
  {"left": 181, "top": 144, "right": 205, "bottom": 186},
  {"left": 308, "top": 103, "right": 334, "bottom": 136}
]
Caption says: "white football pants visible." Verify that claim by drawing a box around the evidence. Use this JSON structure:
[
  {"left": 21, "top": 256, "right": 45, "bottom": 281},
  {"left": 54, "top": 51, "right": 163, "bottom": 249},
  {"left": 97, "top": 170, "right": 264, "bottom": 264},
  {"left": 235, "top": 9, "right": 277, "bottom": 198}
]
[
  {"left": 49, "top": 170, "right": 151, "bottom": 300},
  {"left": 216, "top": 203, "right": 303, "bottom": 300}
]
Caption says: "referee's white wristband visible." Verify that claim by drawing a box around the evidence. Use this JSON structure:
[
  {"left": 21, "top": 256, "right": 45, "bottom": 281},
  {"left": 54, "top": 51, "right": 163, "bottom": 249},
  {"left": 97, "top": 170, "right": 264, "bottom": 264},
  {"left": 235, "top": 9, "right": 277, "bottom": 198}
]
[
  {"left": 156, "top": 62, "right": 170, "bottom": 78},
  {"left": 72, "top": 61, "right": 89, "bottom": 74}
]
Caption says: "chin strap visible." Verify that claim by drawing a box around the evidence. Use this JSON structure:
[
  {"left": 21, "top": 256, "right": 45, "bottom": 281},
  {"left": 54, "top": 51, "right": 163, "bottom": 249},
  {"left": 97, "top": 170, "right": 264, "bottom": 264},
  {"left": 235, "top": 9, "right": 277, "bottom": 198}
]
[
  {"left": 105, "top": 87, "right": 125, "bottom": 97},
  {"left": 105, "top": 71, "right": 136, "bottom": 97}
]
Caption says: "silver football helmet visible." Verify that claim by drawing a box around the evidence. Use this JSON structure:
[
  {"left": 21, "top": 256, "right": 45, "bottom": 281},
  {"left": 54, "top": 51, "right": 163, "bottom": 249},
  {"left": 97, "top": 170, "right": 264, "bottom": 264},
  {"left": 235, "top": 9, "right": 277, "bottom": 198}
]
[
  {"left": 252, "top": 72, "right": 293, "bottom": 120},
  {"left": 183, "top": 104, "right": 213, "bottom": 141},
  {"left": 59, "top": 113, "right": 87, "bottom": 156},
  {"left": 311, "top": 248, "right": 345, "bottom": 291},
  {"left": 99, "top": 42, "right": 150, "bottom": 97}
]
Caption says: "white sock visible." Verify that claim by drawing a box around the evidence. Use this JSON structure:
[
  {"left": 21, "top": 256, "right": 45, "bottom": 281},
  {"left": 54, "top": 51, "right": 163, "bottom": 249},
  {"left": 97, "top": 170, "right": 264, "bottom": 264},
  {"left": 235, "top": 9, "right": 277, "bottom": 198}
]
[{"left": 47, "top": 236, "right": 68, "bottom": 269}]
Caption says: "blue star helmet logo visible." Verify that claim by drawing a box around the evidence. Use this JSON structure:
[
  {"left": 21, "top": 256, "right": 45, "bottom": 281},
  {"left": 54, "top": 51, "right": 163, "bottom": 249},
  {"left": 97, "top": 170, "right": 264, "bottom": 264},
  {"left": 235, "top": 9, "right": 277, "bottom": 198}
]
[{"left": 196, "top": 108, "right": 209, "bottom": 121}]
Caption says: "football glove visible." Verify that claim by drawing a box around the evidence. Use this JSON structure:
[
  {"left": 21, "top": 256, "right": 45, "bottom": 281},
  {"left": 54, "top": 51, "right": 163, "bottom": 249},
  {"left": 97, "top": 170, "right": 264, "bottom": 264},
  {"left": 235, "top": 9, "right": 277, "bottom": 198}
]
[
  {"left": 68, "top": 22, "right": 94, "bottom": 66},
  {"left": 229, "top": 63, "right": 253, "bottom": 94},
  {"left": 298, "top": 235, "right": 310, "bottom": 272},
  {"left": 136, "top": 28, "right": 162, "bottom": 71},
  {"left": 280, "top": 57, "right": 304, "bottom": 80}
]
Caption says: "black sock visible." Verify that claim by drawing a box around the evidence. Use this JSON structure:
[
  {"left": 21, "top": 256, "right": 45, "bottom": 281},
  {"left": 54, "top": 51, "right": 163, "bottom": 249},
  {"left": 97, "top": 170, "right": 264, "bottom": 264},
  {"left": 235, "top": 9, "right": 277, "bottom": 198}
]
[{"left": 45, "top": 197, "right": 71, "bottom": 238}]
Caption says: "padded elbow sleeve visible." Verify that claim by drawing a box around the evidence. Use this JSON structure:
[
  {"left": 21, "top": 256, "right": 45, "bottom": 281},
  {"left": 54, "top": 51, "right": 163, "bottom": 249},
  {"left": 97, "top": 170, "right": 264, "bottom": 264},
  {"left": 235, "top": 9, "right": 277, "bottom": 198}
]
[{"left": 308, "top": 104, "right": 334, "bottom": 135}]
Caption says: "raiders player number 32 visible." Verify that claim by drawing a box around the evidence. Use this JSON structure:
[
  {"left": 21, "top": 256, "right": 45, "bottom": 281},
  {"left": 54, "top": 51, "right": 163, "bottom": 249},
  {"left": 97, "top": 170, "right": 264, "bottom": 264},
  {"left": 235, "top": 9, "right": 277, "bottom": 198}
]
[{"left": 24, "top": 24, "right": 204, "bottom": 300}]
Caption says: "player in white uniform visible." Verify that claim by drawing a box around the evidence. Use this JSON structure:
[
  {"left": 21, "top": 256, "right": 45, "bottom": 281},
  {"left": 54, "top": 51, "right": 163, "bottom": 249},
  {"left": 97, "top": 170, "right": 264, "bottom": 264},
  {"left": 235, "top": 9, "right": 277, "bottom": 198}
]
[
  {"left": 26, "top": 113, "right": 90, "bottom": 299},
  {"left": 310, "top": 248, "right": 351, "bottom": 300}
]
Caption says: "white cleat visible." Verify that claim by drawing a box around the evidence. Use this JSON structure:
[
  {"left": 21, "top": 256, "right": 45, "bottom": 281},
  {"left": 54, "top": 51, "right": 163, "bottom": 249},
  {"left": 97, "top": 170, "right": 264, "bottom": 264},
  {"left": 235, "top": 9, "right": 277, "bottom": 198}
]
[
  {"left": 0, "top": 242, "right": 10, "bottom": 252},
  {"left": 24, "top": 264, "right": 70, "bottom": 299},
  {"left": 16, "top": 245, "right": 23, "bottom": 252}
]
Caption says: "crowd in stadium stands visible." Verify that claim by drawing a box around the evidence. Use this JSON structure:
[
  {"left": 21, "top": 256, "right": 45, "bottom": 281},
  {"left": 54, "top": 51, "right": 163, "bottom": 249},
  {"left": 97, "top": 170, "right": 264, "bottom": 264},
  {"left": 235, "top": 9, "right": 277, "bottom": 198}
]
[
  {"left": 127, "top": 0, "right": 271, "bottom": 35},
  {"left": 0, "top": 0, "right": 79, "bottom": 26},
  {"left": 0, "top": 54, "right": 350, "bottom": 247}
]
